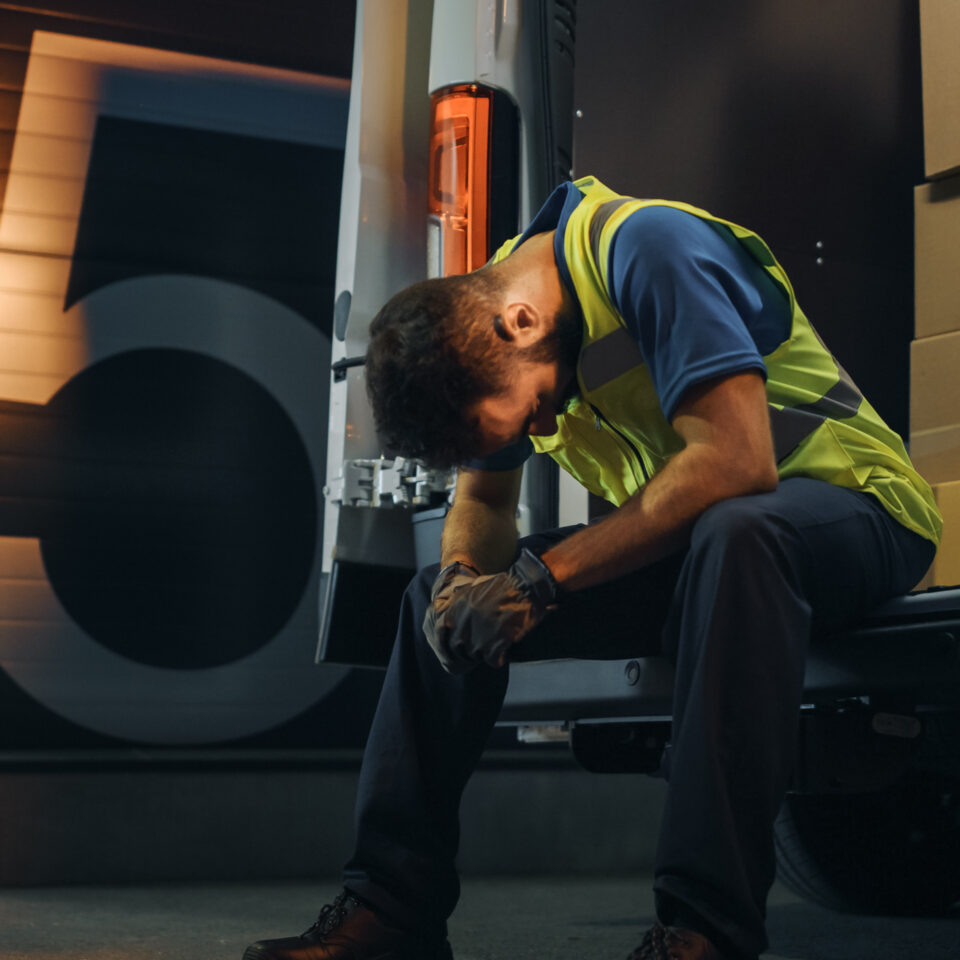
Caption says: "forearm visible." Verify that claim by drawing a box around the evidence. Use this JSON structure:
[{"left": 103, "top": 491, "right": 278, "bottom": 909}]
[
  {"left": 441, "top": 498, "right": 518, "bottom": 573},
  {"left": 541, "top": 442, "right": 776, "bottom": 592}
]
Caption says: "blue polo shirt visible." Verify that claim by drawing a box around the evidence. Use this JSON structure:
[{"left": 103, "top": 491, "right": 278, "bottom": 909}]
[{"left": 469, "top": 182, "right": 790, "bottom": 471}]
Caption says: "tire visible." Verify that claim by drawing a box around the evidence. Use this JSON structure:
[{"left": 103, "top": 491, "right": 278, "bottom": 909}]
[{"left": 774, "top": 775, "right": 960, "bottom": 915}]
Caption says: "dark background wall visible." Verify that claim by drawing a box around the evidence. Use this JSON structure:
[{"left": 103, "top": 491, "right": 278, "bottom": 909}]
[{"left": 572, "top": 0, "right": 923, "bottom": 439}]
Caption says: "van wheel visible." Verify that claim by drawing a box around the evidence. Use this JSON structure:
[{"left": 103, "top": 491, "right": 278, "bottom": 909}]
[{"left": 773, "top": 776, "right": 960, "bottom": 915}]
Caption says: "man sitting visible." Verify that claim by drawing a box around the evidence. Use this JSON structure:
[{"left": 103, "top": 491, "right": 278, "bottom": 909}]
[{"left": 244, "top": 176, "right": 938, "bottom": 960}]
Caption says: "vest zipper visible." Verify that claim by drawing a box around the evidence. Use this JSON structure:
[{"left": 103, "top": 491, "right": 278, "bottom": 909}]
[{"left": 590, "top": 402, "right": 650, "bottom": 483}]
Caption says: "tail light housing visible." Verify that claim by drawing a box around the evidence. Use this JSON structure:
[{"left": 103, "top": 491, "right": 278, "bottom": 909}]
[{"left": 428, "top": 83, "right": 519, "bottom": 278}]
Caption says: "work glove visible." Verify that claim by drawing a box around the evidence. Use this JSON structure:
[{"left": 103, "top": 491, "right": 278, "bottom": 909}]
[
  {"left": 423, "top": 560, "right": 482, "bottom": 674},
  {"left": 423, "top": 548, "right": 563, "bottom": 674}
]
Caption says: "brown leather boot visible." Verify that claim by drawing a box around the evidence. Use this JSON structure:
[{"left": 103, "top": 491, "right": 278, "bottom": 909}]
[
  {"left": 627, "top": 922, "right": 727, "bottom": 960},
  {"left": 242, "top": 890, "right": 452, "bottom": 960}
]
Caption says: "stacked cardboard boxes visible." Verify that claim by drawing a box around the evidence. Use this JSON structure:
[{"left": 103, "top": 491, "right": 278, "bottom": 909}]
[{"left": 912, "top": 1, "right": 960, "bottom": 587}]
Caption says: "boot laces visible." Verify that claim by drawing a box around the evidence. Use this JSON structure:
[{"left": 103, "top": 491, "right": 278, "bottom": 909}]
[
  {"left": 302, "top": 891, "right": 361, "bottom": 938},
  {"left": 628, "top": 922, "right": 695, "bottom": 960}
]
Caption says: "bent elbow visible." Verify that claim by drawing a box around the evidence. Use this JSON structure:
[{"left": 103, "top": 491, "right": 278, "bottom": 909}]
[
  {"left": 753, "top": 462, "right": 779, "bottom": 494},
  {"left": 732, "top": 454, "right": 778, "bottom": 497}
]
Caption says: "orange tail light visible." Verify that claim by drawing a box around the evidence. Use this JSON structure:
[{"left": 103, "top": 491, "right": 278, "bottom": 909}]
[{"left": 428, "top": 83, "right": 493, "bottom": 277}]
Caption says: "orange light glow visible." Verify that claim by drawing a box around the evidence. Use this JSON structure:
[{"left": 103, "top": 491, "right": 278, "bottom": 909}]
[{"left": 428, "top": 83, "right": 492, "bottom": 276}]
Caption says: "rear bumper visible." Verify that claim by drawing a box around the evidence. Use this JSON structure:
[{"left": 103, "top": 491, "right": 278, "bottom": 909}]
[{"left": 500, "top": 588, "right": 960, "bottom": 725}]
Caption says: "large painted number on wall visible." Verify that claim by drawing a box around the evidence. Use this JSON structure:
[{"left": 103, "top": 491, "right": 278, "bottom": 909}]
[{"left": 0, "top": 32, "right": 350, "bottom": 743}]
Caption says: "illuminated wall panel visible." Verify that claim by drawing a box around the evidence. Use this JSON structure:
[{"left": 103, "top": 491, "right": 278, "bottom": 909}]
[{"left": 0, "top": 28, "right": 364, "bottom": 745}]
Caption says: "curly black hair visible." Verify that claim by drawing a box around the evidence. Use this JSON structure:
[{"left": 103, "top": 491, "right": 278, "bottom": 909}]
[{"left": 365, "top": 273, "right": 509, "bottom": 468}]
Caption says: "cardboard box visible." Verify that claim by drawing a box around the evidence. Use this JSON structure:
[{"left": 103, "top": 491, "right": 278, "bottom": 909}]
[
  {"left": 915, "top": 176, "right": 960, "bottom": 338},
  {"left": 910, "top": 330, "right": 960, "bottom": 432},
  {"left": 909, "top": 330, "right": 960, "bottom": 484},
  {"left": 910, "top": 423, "right": 960, "bottom": 486},
  {"left": 920, "top": 0, "right": 960, "bottom": 178},
  {"left": 915, "top": 480, "right": 960, "bottom": 588}
]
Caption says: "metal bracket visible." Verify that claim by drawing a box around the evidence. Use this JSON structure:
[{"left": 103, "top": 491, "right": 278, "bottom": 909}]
[{"left": 324, "top": 458, "right": 454, "bottom": 509}]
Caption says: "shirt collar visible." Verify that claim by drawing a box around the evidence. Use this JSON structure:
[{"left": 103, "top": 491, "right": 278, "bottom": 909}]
[{"left": 508, "top": 181, "right": 582, "bottom": 304}]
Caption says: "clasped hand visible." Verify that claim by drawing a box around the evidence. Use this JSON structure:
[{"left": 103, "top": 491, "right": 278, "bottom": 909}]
[{"left": 422, "top": 549, "right": 563, "bottom": 674}]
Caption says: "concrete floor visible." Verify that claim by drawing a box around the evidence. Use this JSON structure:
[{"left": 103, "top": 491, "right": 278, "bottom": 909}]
[{"left": 1, "top": 876, "right": 958, "bottom": 960}]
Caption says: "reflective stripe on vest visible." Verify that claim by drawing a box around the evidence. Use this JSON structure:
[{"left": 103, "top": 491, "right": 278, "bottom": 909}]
[
  {"left": 588, "top": 198, "right": 632, "bottom": 265},
  {"left": 769, "top": 371, "right": 863, "bottom": 462},
  {"left": 580, "top": 327, "right": 645, "bottom": 392}
]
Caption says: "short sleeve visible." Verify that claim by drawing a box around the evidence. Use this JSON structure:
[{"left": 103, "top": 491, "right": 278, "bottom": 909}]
[{"left": 606, "top": 206, "right": 786, "bottom": 422}]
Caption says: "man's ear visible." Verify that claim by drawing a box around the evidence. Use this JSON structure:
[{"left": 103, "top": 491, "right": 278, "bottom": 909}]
[{"left": 495, "top": 302, "right": 543, "bottom": 346}]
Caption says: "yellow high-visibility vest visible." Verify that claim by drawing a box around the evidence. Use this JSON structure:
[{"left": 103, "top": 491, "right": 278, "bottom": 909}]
[{"left": 491, "top": 176, "right": 941, "bottom": 545}]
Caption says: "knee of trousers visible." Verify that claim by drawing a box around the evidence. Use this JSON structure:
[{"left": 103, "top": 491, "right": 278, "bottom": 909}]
[
  {"left": 688, "top": 493, "right": 804, "bottom": 575},
  {"left": 409, "top": 563, "right": 442, "bottom": 599},
  {"left": 672, "top": 495, "right": 811, "bottom": 667},
  {"left": 403, "top": 564, "right": 443, "bottom": 630}
]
